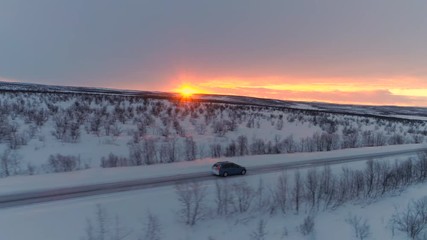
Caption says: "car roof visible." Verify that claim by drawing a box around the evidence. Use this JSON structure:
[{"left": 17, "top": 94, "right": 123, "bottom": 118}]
[{"left": 215, "top": 161, "right": 240, "bottom": 165}]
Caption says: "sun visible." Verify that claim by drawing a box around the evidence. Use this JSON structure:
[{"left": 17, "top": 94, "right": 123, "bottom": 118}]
[{"left": 177, "top": 86, "right": 198, "bottom": 98}]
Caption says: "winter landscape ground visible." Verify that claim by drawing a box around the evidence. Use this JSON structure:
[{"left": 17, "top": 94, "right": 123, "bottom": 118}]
[{"left": 1, "top": 83, "right": 427, "bottom": 239}]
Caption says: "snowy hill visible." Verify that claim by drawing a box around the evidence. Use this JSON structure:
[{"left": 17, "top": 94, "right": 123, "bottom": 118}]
[
  {"left": 0, "top": 81, "right": 426, "bottom": 177},
  {"left": 2, "top": 81, "right": 427, "bottom": 120},
  {"left": 1, "top": 81, "right": 427, "bottom": 240}
]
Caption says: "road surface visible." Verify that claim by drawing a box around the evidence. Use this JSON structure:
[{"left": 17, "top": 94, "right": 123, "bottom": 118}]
[{"left": 0, "top": 147, "right": 426, "bottom": 209}]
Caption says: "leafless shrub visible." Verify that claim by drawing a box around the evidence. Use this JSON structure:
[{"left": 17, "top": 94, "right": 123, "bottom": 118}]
[
  {"left": 250, "top": 138, "right": 265, "bottom": 155},
  {"left": 318, "top": 166, "right": 337, "bottom": 210},
  {"left": 140, "top": 212, "right": 161, "bottom": 240},
  {"left": 142, "top": 138, "right": 158, "bottom": 165},
  {"left": 129, "top": 143, "right": 144, "bottom": 166},
  {"left": 84, "top": 204, "right": 109, "bottom": 240},
  {"left": 273, "top": 173, "right": 289, "bottom": 214},
  {"left": 415, "top": 151, "right": 427, "bottom": 182},
  {"left": 254, "top": 178, "right": 271, "bottom": 213},
  {"left": 305, "top": 169, "right": 318, "bottom": 209},
  {"left": 195, "top": 122, "right": 207, "bottom": 135},
  {"left": 345, "top": 213, "right": 371, "bottom": 240},
  {"left": 159, "top": 138, "right": 178, "bottom": 163},
  {"left": 236, "top": 135, "right": 249, "bottom": 156},
  {"left": 111, "top": 215, "right": 132, "bottom": 240},
  {"left": 298, "top": 215, "right": 315, "bottom": 236},
  {"left": 210, "top": 144, "right": 222, "bottom": 158},
  {"left": 250, "top": 219, "right": 268, "bottom": 240},
  {"left": 46, "top": 154, "right": 82, "bottom": 173},
  {"left": 390, "top": 197, "right": 427, "bottom": 239},
  {"left": 184, "top": 137, "right": 197, "bottom": 161},
  {"left": 26, "top": 162, "right": 37, "bottom": 175},
  {"left": 215, "top": 180, "right": 234, "bottom": 216},
  {"left": 100, "top": 153, "right": 129, "bottom": 168},
  {"left": 69, "top": 121, "right": 81, "bottom": 143},
  {"left": 9, "top": 129, "right": 30, "bottom": 150},
  {"left": 52, "top": 114, "right": 68, "bottom": 140},
  {"left": 0, "top": 150, "right": 21, "bottom": 177},
  {"left": 232, "top": 180, "right": 254, "bottom": 213},
  {"left": 212, "top": 120, "right": 231, "bottom": 137},
  {"left": 82, "top": 204, "right": 131, "bottom": 240},
  {"left": 175, "top": 181, "right": 207, "bottom": 226},
  {"left": 110, "top": 122, "right": 122, "bottom": 137},
  {"left": 292, "top": 170, "right": 303, "bottom": 214}
]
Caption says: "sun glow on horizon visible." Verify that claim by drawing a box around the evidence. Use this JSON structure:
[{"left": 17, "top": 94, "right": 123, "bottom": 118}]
[
  {"left": 176, "top": 85, "right": 200, "bottom": 98},
  {"left": 168, "top": 74, "right": 427, "bottom": 107}
]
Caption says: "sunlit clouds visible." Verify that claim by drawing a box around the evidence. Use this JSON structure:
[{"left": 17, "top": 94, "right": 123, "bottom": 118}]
[{"left": 168, "top": 74, "right": 427, "bottom": 106}]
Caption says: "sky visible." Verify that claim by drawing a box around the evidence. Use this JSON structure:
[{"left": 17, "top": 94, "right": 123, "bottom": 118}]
[{"left": 1, "top": 0, "right": 427, "bottom": 106}]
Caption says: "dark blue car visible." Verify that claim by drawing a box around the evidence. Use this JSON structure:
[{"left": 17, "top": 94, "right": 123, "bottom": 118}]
[{"left": 212, "top": 161, "right": 246, "bottom": 177}]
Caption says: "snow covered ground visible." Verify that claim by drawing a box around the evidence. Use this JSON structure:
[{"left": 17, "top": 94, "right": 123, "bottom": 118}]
[
  {"left": 0, "top": 86, "right": 426, "bottom": 239},
  {"left": 0, "top": 145, "right": 426, "bottom": 240},
  {"left": 0, "top": 89, "right": 426, "bottom": 180}
]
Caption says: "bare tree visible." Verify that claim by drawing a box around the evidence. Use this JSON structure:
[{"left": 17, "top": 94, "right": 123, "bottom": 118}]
[
  {"left": 232, "top": 180, "right": 254, "bottom": 213},
  {"left": 225, "top": 140, "right": 237, "bottom": 157},
  {"left": 210, "top": 144, "right": 222, "bottom": 158},
  {"left": 0, "top": 150, "right": 21, "bottom": 177},
  {"left": 276, "top": 117, "right": 284, "bottom": 130},
  {"left": 52, "top": 114, "right": 68, "bottom": 140},
  {"left": 390, "top": 197, "right": 427, "bottom": 239},
  {"left": 69, "top": 121, "right": 81, "bottom": 143},
  {"left": 250, "top": 138, "right": 265, "bottom": 155},
  {"left": 215, "top": 180, "right": 234, "bottom": 216},
  {"left": 254, "top": 178, "right": 270, "bottom": 213},
  {"left": 305, "top": 169, "right": 319, "bottom": 209},
  {"left": 100, "top": 153, "right": 129, "bottom": 168},
  {"left": 364, "top": 159, "right": 375, "bottom": 198},
  {"left": 159, "top": 137, "right": 178, "bottom": 163},
  {"left": 318, "top": 166, "right": 336, "bottom": 209},
  {"left": 143, "top": 138, "right": 157, "bottom": 165},
  {"left": 298, "top": 215, "right": 315, "bottom": 236},
  {"left": 111, "top": 215, "right": 132, "bottom": 240},
  {"left": 345, "top": 213, "right": 371, "bottom": 240},
  {"left": 84, "top": 218, "right": 96, "bottom": 240},
  {"left": 250, "top": 219, "right": 268, "bottom": 240},
  {"left": 83, "top": 204, "right": 110, "bottom": 240},
  {"left": 292, "top": 170, "right": 303, "bottom": 214},
  {"left": 236, "top": 135, "right": 249, "bottom": 156},
  {"left": 274, "top": 173, "right": 289, "bottom": 214},
  {"left": 96, "top": 204, "right": 109, "bottom": 240},
  {"left": 129, "top": 143, "right": 143, "bottom": 166},
  {"left": 184, "top": 137, "right": 197, "bottom": 161},
  {"left": 415, "top": 151, "right": 427, "bottom": 182},
  {"left": 140, "top": 212, "right": 161, "bottom": 240},
  {"left": 46, "top": 154, "right": 82, "bottom": 173},
  {"left": 175, "top": 181, "right": 207, "bottom": 226}
]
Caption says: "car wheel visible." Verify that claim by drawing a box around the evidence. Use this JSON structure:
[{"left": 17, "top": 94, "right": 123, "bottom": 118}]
[
  {"left": 241, "top": 169, "right": 246, "bottom": 175},
  {"left": 223, "top": 172, "right": 228, "bottom": 177}
]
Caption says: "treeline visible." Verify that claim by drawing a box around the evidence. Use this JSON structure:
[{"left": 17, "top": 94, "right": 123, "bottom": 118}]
[{"left": 101, "top": 130, "right": 421, "bottom": 168}]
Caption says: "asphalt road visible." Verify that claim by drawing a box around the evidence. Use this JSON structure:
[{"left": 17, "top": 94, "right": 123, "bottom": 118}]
[{"left": 0, "top": 147, "right": 426, "bottom": 209}]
